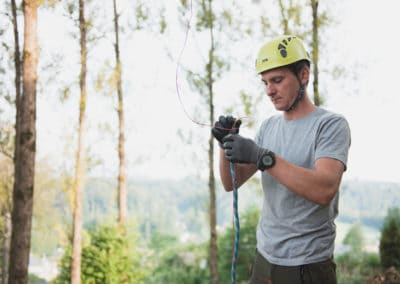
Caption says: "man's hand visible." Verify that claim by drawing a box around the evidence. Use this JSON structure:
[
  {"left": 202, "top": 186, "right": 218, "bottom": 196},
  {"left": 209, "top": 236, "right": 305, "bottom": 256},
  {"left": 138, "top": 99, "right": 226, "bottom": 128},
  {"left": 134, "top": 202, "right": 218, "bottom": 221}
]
[
  {"left": 222, "top": 134, "right": 265, "bottom": 164},
  {"left": 211, "top": 115, "right": 241, "bottom": 146}
]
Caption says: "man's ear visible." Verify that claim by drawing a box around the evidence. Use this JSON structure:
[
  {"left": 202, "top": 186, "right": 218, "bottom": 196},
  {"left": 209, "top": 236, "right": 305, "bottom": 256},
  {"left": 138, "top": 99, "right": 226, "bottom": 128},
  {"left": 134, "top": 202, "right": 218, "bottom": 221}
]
[{"left": 300, "top": 65, "right": 310, "bottom": 86}]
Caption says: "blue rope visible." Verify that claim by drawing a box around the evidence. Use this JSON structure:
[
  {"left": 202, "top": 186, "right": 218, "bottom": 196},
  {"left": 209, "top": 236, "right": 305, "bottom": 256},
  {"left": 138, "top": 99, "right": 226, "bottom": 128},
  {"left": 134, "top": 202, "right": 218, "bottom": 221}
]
[{"left": 229, "top": 162, "right": 240, "bottom": 284}]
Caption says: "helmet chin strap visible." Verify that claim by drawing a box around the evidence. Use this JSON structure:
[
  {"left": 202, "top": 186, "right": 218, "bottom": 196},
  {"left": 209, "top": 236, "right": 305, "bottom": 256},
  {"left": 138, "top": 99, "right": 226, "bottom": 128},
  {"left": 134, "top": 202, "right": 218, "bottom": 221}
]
[{"left": 285, "top": 84, "right": 305, "bottom": 112}]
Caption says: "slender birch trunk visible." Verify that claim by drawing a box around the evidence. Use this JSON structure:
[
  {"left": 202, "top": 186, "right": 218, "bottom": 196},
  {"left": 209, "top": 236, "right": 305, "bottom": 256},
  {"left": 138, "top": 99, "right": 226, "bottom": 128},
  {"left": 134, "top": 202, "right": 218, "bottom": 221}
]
[
  {"left": 71, "top": 0, "right": 87, "bottom": 283},
  {"left": 112, "top": 0, "right": 127, "bottom": 224},
  {"left": 311, "top": 0, "right": 321, "bottom": 106},
  {"left": 207, "top": 0, "right": 218, "bottom": 282}
]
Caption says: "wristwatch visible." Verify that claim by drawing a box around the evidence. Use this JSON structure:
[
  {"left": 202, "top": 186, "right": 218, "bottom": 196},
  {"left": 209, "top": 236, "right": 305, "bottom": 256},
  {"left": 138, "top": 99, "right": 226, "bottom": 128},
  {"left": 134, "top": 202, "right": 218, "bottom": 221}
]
[{"left": 257, "top": 150, "right": 276, "bottom": 171}]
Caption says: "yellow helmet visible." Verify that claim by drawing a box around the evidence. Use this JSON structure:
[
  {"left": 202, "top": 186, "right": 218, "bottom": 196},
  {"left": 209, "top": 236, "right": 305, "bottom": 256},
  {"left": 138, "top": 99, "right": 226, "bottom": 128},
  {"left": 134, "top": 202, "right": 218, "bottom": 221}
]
[{"left": 255, "top": 35, "right": 310, "bottom": 74}]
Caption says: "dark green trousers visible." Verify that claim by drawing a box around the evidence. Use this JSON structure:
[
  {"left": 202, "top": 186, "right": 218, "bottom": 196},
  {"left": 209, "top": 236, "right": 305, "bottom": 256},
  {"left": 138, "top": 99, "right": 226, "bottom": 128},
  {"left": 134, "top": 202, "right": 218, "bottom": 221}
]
[{"left": 249, "top": 250, "right": 337, "bottom": 284}]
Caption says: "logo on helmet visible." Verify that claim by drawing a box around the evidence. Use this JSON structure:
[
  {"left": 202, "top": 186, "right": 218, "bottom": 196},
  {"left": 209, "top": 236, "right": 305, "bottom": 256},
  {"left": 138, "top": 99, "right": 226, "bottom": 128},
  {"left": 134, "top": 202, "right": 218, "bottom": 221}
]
[{"left": 277, "top": 36, "right": 294, "bottom": 58}]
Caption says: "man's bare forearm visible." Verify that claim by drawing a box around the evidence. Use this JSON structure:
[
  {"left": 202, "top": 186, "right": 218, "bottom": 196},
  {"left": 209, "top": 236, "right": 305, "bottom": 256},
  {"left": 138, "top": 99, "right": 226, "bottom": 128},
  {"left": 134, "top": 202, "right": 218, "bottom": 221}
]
[{"left": 219, "top": 149, "right": 257, "bottom": 191}]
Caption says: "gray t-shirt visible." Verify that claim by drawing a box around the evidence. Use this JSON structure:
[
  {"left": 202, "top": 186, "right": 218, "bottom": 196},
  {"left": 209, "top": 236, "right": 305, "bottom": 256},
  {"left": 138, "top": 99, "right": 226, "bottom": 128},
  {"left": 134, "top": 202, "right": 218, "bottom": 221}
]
[{"left": 255, "top": 107, "right": 351, "bottom": 266}]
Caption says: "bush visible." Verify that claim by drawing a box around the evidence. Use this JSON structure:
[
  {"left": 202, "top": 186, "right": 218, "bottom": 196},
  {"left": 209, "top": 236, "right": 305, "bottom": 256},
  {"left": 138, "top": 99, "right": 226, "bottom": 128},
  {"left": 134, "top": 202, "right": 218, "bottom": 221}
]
[
  {"left": 379, "top": 208, "right": 400, "bottom": 269},
  {"left": 53, "top": 224, "right": 146, "bottom": 283},
  {"left": 148, "top": 243, "right": 209, "bottom": 284},
  {"left": 218, "top": 207, "right": 259, "bottom": 283},
  {"left": 29, "top": 273, "right": 47, "bottom": 284},
  {"left": 336, "top": 252, "right": 381, "bottom": 284}
]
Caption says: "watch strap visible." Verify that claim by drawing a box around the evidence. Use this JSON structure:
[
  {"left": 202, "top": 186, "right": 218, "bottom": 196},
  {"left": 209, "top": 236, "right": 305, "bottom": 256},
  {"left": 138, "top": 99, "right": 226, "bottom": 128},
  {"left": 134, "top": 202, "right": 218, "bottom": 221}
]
[{"left": 257, "top": 149, "right": 276, "bottom": 171}]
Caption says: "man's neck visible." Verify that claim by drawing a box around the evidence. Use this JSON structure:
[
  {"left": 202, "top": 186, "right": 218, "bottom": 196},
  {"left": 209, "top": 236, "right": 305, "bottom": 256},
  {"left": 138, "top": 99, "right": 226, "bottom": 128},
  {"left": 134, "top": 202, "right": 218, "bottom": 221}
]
[{"left": 283, "top": 96, "right": 317, "bottom": 120}]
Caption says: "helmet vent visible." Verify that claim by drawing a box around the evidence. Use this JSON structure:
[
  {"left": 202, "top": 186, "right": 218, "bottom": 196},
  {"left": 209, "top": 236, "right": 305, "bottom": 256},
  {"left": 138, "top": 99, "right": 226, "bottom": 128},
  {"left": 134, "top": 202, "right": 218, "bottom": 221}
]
[{"left": 278, "top": 43, "right": 287, "bottom": 58}]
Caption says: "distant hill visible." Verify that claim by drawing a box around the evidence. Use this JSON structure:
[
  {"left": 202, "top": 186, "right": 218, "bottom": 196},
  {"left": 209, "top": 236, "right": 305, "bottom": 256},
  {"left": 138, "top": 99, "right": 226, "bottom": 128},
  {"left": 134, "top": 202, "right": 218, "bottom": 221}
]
[
  {"left": 338, "top": 179, "right": 400, "bottom": 230},
  {"left": 79, "top": 177, "right": 400, "bottom": 243}
]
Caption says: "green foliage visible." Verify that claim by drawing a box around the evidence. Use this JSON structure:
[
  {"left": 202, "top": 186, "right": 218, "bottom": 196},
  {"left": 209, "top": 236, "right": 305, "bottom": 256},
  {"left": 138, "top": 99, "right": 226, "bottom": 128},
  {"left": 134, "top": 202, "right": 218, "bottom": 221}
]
[
  {"left": 383, "top": 208, "right": 400, "bottom": 228},
  {"left": 195, "top": 0, "right": 211, "bottom": 30},
  {"left": 148, "top": 242, "right": 209, "bottom": 284},
  {"left": 147, "top": 231, "right": 177, "bottom": 250},
  {"left": 54, "top": 224, "right": 146, "bottom": 283},
  {"left": 238, "top": 90, "right": 263, "bottom": 129},
  {"left": 159, "top": 7, "right": 167, "bottom": 34},
  {"left": 0, "top": 122, "right": 14, "bottom": 159},
  {"left": 178, "top": 0, "right": 252, "bottom": 102},
  {"left": 379, "top": 208, "right": 400, "bottom": 269},
  {"left": 124, "top": 1, "right": 166, "bottom": 34},
  {"left": 318, "top": 11, "right": 331, "bottom": 27},
  {"left": 218, "top": 207, "right": 259, "bottom": 283},
  {"left": 222, "top": 10, "right": 233, "bottom": 26},
  {"left": 31, "top": 160, "right": 67, "bottom": 256},
  {"left": 40, "top": 0, "right": 62, "bottom": 8},
  {"left": 335, "top": 208, "right": 400, "bottom": 283},
  {"left": 53, "top": 246, "right": 72, "bottom": 284},
  {"left": 337, "top": 207, "right": 400, "bottom": 283},
  {"left": 29, "top": 273, "right": 47, "bottom": 284},
  {"left": 135, "top": 4, "right": 150, "bottom": 30},
  {"left": 259, "top": 15, "right": 271, "bottom": 37},
  {"left": 0, "top": 156, "right": 13, "bottom": 210},
  {"left": 336, "top": 252, "right": 381, "bottom": 284},
  {"left": 143, "top": 207, "right": 260, "bottom": 283},
  {"left": 343, "top": 222, "right": 365, "bottom": 254},
  {"left": 32, "top": 176, "right": 400, "bottom": 282},
  {"left": 0, "top": 155, "right": 13, "bottom": 273},
  {"left": 180, "top": 0, "right": 189, "bottom": 8},
  {"left": 276, "top": 0, "right": 306, "bottom": 36},
  {"left": 82, "top": 225, "right": 144, "bottom": 283}
]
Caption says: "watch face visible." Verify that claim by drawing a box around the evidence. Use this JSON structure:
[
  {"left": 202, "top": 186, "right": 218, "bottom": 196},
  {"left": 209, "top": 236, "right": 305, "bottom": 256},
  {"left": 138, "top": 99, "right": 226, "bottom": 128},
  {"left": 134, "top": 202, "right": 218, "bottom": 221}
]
[{"left": 262, "top": 155, "right": 273, "bottom": 166}]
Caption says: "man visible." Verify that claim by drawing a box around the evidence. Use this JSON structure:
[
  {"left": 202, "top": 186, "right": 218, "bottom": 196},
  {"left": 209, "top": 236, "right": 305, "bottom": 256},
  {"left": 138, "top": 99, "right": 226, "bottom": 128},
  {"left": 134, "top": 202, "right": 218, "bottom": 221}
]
[{"left": 212, "top": 35, "right": 351, "bottom": 283}]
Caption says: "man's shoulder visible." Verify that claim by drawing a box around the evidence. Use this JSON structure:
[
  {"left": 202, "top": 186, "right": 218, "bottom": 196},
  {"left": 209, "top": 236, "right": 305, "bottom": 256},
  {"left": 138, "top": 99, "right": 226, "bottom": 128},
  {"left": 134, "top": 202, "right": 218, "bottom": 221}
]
[
  {"left": 316, "top": 107, "right": 345, "bottom": 119},
  {"left": 315, "top": 108, "right": 348, "bottom": 125}
]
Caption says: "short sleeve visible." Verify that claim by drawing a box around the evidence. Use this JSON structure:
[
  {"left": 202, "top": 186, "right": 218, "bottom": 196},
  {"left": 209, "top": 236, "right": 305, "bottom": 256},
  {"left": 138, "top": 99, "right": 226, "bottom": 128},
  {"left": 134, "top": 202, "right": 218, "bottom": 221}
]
[{"left": 315, "top": 115, "right": 351, "bottom": 170}]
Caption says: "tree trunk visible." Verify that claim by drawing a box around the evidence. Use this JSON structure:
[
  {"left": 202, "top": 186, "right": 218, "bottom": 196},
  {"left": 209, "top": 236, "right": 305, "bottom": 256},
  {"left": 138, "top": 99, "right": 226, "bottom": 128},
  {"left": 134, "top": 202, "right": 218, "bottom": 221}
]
[
  {"left": 8, "top": 0, "right": 38, "bottom": 283},
  {"left": 113, "top": 0, "right": 127, "bottom": 224},
  {"left": 71, "top": 0, "right": 87, "bottom": 283},
  {"left": 311, "top": 0, "right": 321, "bottom": 106},
  {"left": 207, "top": 0, "right": 218, "bottom": 283},
  {"left": 209, "top": 114, "right": 218, "bottom": 284},
  {"left": 4, "top": 0, "right": 22, "bottom": 283},
  {"left": 1, "top": 213, "right": 11, "bottom": 284},
  {"left": 11, "top": 0, "right": 22, "bottom": 122},
  {"left": 278, "top": 0, "right": 290, "bottom": 34}
]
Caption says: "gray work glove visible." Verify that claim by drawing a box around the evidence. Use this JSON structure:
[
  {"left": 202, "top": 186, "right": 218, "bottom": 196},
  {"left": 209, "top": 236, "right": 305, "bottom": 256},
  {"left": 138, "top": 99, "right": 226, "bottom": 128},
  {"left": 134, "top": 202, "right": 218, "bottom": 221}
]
[
  {"left": 211, "top": 115, "right": 241, "bottom": 147},
  {"left": 222, "top": 134, "right": 266, "bottom": 164}
]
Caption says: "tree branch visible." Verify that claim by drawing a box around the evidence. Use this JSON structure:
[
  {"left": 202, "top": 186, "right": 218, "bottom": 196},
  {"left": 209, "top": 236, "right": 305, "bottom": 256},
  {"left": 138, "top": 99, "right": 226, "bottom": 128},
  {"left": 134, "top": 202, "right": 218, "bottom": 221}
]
[{"left": 0, "top": 149, "right": 13, "bottom": 160}]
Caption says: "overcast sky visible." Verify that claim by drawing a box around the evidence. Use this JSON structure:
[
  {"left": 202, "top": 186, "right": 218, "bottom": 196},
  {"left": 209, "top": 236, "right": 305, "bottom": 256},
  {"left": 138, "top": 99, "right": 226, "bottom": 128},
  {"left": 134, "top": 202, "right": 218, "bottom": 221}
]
[{"left": 33, "top": 0, "right": 400, "bottom": 184}]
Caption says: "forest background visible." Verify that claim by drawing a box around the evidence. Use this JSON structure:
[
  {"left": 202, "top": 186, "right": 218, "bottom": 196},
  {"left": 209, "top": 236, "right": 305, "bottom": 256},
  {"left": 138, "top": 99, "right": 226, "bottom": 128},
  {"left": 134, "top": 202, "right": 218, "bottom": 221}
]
[{"left": 1, "top": 0, "right": 400, "bottom": 283}]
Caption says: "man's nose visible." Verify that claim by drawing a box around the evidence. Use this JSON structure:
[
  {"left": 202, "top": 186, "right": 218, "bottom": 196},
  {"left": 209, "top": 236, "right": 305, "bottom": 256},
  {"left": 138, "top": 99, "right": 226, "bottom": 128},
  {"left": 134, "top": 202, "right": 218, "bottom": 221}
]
[{"left": 266, "top": 84, "right": 276, "bottom": 96}]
